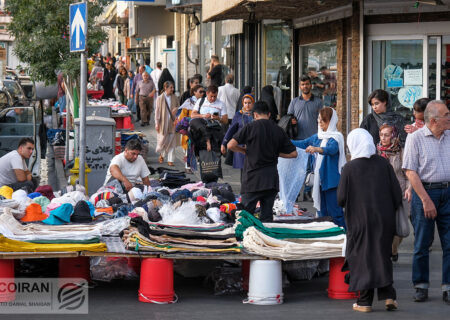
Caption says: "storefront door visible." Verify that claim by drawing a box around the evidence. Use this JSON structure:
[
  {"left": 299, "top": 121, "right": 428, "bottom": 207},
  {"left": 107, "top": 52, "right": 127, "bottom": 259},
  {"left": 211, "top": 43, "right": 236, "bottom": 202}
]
[{"left": 368, "top": 35, "right": 450, "bottom": 123}]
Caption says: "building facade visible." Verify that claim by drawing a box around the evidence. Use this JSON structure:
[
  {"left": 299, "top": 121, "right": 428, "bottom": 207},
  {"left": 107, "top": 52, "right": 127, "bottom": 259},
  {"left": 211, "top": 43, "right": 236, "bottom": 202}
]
[{"left": 202, "top": 0, "right": 450, "bottom": 133}]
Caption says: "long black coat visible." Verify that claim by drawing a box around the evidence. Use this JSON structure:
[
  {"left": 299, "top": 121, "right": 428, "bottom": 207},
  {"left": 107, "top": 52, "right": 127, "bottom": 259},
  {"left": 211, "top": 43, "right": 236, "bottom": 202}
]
[
  {"left": 102, "top": 68, "right": 116, "bottom": 99},
  {"left": 337, "top": 155, "right": 402, "bottom": 291}
]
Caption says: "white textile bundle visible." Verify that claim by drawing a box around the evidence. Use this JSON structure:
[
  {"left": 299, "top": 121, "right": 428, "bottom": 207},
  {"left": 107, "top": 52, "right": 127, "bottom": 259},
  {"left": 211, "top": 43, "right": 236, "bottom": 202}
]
[{"left": 159, "top": 200, "right": 209, "bottom": 225}]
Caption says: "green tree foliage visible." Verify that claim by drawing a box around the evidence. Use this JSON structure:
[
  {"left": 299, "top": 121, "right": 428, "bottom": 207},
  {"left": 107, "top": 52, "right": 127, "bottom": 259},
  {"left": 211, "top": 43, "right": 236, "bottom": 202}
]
[{"left": 6, "top": 0, "right": 111, "bottom": 84}]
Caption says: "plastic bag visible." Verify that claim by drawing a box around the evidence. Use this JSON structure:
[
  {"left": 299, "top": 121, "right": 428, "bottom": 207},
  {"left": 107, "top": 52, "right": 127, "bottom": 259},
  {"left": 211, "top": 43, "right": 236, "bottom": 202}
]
[
  {"left": 204, "top": 265, "right": 243, "bottom": 295},
  {"left": 198, "top": 150, "right": 222, "bottom": 183},
  {"left": 90, "top": 257, "right": 138, "bottom": 282}
]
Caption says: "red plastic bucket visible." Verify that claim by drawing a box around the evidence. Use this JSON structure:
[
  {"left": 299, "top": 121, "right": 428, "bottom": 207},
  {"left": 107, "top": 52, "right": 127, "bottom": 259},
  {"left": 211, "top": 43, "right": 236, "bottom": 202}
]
[
  {"left": 59, "top": 257, "right": 91, "bottom": 282},
  {"left": 328, "top": 257, "right": 358, "bottom": 299},
  {"left": 0, "top": 259, "right": 15, "bottom": 302},
  {"left": 139, "top": 258, "right": 175, "bottom": 304}
]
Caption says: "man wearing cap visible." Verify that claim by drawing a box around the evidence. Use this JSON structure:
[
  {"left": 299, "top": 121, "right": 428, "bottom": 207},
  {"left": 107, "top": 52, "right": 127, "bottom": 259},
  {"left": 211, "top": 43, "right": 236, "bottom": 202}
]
[
  {"left": 402, "top": 100, "right": 450, "bottom": 304},
  {"left": 0, "top": 138, "right": 36, "bottom": 193},
  {"left": 104, "top": 139, "right": 150, "bottom": 192}
]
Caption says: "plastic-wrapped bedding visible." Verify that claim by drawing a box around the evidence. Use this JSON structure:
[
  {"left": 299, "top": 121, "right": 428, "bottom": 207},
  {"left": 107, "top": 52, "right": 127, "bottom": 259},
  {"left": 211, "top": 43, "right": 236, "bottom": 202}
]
[
  {"left": 277, "top": 148, "right": 309, "bottom": 213},
  {"left": 242, "top": 226, "right": 345, "bottom": 261}
]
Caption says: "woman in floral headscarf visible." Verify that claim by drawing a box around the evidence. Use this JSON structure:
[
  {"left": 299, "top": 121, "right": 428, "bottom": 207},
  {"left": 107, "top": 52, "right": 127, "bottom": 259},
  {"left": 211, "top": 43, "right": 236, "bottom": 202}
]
[{"left": 377, "top": 124, "right": 412, "bottom": 261}]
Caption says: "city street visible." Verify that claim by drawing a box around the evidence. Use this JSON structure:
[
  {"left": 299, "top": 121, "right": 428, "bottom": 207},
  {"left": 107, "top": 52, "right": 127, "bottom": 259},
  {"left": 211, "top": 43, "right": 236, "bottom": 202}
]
[
  {"left": 1, "top": 0, "right": 449, "bottom": 319},
  {"left": 7, "top": 118, "right": 444, "bottom": 320}
]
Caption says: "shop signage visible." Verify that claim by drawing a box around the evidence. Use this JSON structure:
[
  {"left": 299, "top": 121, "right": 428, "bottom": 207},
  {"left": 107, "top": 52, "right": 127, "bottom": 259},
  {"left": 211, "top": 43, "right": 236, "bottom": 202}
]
[
  {"left": 404, "top": 69, "right": 423, "bottom": 86},
  {"left": 383, "top": 64, "right": 403, "bottom": 81},
  {"left": 398, "top": 86, "right": 422, "bottom": 109},
  {"left": 387, "top": 78, "right": 403, "bottom": 88}
]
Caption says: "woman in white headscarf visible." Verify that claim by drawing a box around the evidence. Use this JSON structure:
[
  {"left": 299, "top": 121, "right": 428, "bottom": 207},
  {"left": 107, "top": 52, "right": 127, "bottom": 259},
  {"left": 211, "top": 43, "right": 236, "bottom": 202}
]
[
  {"left": 337, "top": 128, "right": 402, "bottom": 313},
  {"left": 292, "top": 107, "right": 346, "bottom": 227}
]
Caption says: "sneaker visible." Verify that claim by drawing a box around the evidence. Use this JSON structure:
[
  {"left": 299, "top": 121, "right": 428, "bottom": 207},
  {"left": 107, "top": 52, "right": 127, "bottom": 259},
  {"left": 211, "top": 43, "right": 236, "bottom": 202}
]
[
  {"left": 385, "top": 299, "right": 398, "bottom": 311},
  {"left": 413, "top": 288, "right": 428, "bottom": 302},
  {"left": 353, "top": 303, "right": 372, "bottom": 313},
  {"left": 444, "top": 290, "right": 450, "bottom": 305}
]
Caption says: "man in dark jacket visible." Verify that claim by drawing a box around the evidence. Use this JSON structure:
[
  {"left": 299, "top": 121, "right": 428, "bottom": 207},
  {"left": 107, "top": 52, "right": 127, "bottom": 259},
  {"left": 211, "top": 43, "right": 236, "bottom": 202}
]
[{"left": 228, "top": 101, "right": 297, "bottom": 222}]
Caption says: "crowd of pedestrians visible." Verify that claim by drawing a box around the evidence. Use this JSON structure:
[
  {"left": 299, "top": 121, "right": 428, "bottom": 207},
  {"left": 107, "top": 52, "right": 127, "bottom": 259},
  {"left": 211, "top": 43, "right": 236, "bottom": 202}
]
[{"left": 84, "top": 53, "right": 449, "bottom": 311}]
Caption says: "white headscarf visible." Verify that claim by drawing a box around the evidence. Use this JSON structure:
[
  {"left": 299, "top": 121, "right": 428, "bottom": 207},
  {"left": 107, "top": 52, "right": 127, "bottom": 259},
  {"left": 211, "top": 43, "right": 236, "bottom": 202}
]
[
  {"left": 347, "top": 128, "right": 376, "bottom": 160},
  {"left": 312, "top": 108, "right": 347, "bottom": 212}
]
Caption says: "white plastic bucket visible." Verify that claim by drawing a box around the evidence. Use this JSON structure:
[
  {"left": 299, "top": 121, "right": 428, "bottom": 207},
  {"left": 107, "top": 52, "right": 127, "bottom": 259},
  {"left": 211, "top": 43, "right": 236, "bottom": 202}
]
[{"left": 243, "top": 260, "right": 283, "bottom": 305}]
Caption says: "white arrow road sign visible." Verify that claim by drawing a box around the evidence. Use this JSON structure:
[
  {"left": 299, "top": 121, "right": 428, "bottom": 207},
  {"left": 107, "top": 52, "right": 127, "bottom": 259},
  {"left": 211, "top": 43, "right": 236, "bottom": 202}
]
[{"left": 70, "top": 2, "right": 87, "bottom": 52}]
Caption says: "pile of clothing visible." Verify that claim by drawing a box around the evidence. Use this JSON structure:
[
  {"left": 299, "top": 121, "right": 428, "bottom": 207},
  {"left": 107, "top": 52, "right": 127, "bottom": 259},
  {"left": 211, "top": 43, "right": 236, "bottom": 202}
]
[
  {"left": 235, "top": 211, "right": 346, "bottom": 260},
  {"left": 0, "top": 184, "right": 132, "bottom": 253}
]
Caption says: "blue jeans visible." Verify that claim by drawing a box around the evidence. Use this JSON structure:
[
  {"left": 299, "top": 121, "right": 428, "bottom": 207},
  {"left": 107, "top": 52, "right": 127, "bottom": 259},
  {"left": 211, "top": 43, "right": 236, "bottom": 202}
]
[{"left": 411, "top": 186, "right": 450, "bottom": 291}]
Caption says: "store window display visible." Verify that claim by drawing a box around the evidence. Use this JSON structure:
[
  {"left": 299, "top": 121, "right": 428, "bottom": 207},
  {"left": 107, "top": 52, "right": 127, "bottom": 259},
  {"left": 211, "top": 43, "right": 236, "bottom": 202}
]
[
  {"left": 301, "top": 41, "right": 337, "bottom": 109},
  {"left": 263, "top": 25, "right": 292, "bottom": 116}
]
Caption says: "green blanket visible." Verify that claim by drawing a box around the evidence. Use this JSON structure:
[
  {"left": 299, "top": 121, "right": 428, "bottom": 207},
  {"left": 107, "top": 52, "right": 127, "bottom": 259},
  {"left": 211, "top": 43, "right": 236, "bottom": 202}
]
[{"left": 235, "top": 211, "right": 345, "bottom": 241}]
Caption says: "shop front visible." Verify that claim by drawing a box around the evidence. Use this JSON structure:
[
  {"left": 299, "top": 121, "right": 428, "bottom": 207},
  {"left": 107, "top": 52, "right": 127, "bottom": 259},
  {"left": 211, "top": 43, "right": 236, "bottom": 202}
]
[{"left": 366, "top": 22, "right": 450, "bottom": 122}]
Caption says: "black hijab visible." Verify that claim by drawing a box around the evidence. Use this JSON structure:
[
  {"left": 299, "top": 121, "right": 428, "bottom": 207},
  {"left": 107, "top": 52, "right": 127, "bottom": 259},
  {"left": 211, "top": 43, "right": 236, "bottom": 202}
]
[
  {"left": 236, "top": 86, "right": 253, "bottom": 112},
  {"left": 260, "top": 85, "right": 278, "bottom": 121},
  {"left": 158, "top": 68, "right": 175, "bottom": 94}
]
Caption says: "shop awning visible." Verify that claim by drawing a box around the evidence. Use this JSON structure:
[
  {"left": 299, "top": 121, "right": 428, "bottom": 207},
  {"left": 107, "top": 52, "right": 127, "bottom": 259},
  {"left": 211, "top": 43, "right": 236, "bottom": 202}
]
[{"left": 202, "top": 0, "right": 352, "bottom": 22}]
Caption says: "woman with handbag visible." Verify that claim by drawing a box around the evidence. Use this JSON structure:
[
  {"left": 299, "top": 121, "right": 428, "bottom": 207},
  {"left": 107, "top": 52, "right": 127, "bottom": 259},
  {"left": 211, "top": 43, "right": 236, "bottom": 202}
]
[
  {"left": 221, "top": 94, "right": 255, "bottom": 180},
  {"left": 377, "top": 124, "right": 412, "bottom": 261},
  {"left": 178, "top": 84, "right": 205, "bottom": 173},
  {"left": 155, "top": 81, "right": 179, "bottom": 166},
  {"left": 337, "top": 128, "right": 402, "bottom": 313},
  {"left": 291, "top": 107, "right": 346, "bottom": 227}
]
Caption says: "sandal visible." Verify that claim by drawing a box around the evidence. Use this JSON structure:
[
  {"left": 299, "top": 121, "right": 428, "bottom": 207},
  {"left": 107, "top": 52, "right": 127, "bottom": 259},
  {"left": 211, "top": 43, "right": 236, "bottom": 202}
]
[
  {"left": 167, "top": 162, "right": 175, "bottom": 166},
  {"left": 385, "top": 299, "right": 398, "bottom": 311},
  {"left": 159, "top": 155, "right": 164, "bottom": 163},
  {"left": 352, "top": 303, "right": 372, "bottom": 313}
]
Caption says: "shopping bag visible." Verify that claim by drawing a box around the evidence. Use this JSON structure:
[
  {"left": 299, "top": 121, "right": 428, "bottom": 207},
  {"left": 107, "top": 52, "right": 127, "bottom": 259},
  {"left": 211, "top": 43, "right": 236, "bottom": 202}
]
[
  {"left": 198, "top": 150, "right": 222, "bottom": 183},
  {"left": 395, "top": 199, "right": 410, "bottom": 238}
]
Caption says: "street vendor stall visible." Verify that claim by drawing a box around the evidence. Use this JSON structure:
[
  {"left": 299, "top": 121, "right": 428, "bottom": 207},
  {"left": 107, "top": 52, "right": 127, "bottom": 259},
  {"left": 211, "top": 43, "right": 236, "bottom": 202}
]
[{"left": 0, "top": 173, "right": 351, "bottom": 306}]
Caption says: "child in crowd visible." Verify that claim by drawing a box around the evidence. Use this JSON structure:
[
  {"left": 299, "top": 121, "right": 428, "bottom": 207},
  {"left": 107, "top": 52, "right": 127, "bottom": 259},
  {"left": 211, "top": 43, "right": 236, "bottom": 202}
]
[{"left": 404, "top": 97, "right": 430, "bottom": 134}]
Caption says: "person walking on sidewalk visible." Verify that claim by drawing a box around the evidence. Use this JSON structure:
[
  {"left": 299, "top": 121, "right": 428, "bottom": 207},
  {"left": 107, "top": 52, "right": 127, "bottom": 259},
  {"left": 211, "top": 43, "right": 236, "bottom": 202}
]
[
  {"left": 337, "top": 128, "right": 402, "bottom": 313},
  {"left": 131, "top": 66, "right": 145, "bottom": 122},
  {"left": 402, "top": 100, "right": 450, "bottom": 304},
  {"left": 218, "top": 74, "right": 240, "bottom": 124},
  {"left": 135, "top": 71, "right": 156, "bottom": 127},
  {"left": 155, "top": 81, "right": 180, "bottom": 167},
  {"left": 207, "top": 55, "right": 223, "bottom": 87},
  {"left": 228, "top": 101, "right": 297, "bottom": 222}
]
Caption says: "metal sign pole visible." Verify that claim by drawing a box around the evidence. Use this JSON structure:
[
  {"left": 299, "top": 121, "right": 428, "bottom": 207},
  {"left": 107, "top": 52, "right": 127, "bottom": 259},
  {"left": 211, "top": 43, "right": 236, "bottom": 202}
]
[
  {"left": 78, "top": 1, "right": 88, "bottom": 187},
  {"left": 79, "top": 52, "right": 87, "bottom": 187}
]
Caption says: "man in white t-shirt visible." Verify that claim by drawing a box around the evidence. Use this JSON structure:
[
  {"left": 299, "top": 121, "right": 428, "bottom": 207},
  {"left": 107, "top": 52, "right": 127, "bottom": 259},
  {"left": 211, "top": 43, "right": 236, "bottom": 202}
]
[
  {"left": 191, "top": 85, "right": 228, "bottom": 124},
  {"left": 218, "top": 74, "right": 240, "bottom": 123},
  {"left": 104, "top": 139, "right": 150, "bottom": 191},
  {"left": 0, "top": 137, "right": 36, "bottom": 192}
]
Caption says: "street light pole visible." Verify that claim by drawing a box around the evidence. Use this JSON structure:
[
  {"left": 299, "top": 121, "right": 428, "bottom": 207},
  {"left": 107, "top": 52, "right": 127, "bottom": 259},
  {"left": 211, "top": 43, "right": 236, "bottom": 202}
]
[{"left": 79, "top": 0, "right": 88, "bottom": 187}]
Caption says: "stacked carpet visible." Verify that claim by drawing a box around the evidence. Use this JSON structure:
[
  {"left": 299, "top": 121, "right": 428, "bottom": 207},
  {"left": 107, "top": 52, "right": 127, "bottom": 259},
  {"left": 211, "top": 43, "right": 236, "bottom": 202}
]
[{"left": 235, "top": 211, "right": 346, "bottom": 260}]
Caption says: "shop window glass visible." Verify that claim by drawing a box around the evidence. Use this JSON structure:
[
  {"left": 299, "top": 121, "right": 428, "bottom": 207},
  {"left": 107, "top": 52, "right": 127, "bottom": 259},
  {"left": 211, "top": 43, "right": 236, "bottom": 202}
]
[
  {"left": 264, "top": 25, "right": 291, "bottom": 87},
  {"left": 300, "top": 41, "right": 337, "bottom": 108},
  {"left": 371, "top": 39, "right": 423, "bottom": 122},
  {"left": 264, "top": 25, "right": 292, "bottom": 115},
  {"left": 202, "top": 22, "right": 213, "bottom": 76},
  {"left": 428, "top": 36, "right": 450, "bottom": 108}
]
